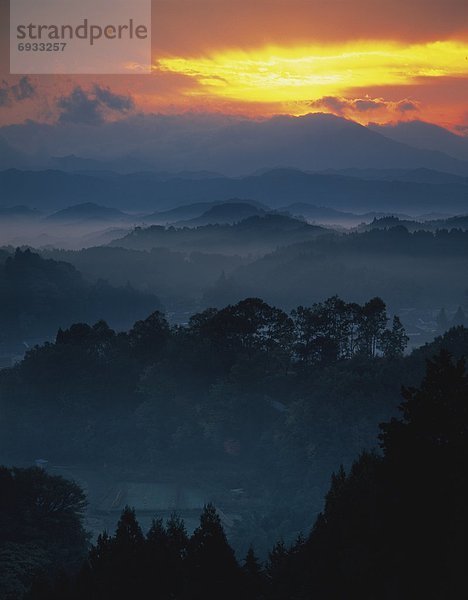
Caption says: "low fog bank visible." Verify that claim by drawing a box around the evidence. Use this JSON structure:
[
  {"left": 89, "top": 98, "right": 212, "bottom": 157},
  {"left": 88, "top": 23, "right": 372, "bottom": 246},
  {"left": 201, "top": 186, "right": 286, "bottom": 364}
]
[{"left": 1, "top": 214, "right": 468, "bottom": 361}]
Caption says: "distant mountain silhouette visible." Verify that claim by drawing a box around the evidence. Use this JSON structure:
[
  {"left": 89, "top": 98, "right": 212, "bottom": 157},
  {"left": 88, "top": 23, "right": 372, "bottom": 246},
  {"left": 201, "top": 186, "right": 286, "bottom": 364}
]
[
  {"left": 177, "top": 201, "right": 265, "bottom": 226},
  {"left": 279, "top": 203, "right": 360, "bottom": 222},
  {"left": 365, "top": 214, "right": 468, "bottom": 232},
  {"left": 0, "top": 205, "right": 41, "bottom": 220},
  {"left": 0, "top": 136, "right": 40, "bottom": 170},
  {"left": 47, "top": 202, "right": 129, "bottom": 223},
  {"left": 369, "top": 120, "right": 468, "bottom": 162},
  {"left": 277, "top": 203, "right": 417, "bottom": 227},
  {"left": 50, "top": 154, "right": 223, "bottom": 179},
  {"left": 110, "top": 213, "right": 327, "bottom": 254},
  {"left": 3, "top": 113, "right": 468, "bottom": 175},
  {"left": 1, "top": 165, "right": 468, "bottom": 215},
  {"left": 144, "top": 202, "right": 220, "bottom": 223},
  {"left": 0, "top": 249, "right": 162, "bottom": 342},
  {"left": 144, "top": 199, "right": 267, "bottom": 224},
  {"left": 211, "top": 113, "right": 468, "bottom": 175},
  {"left": 319, "top": 167, "right": 468, "bottom": 185}
]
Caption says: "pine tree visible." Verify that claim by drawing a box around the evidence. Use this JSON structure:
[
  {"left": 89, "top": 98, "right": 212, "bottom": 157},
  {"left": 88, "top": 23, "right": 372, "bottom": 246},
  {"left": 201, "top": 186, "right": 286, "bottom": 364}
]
[
  {"left": 145, "top": 519, "right": 171, "bottom": 598},
  {"left": 111, "top": 507, "right": 146, "bottom": 599},
  {"left": 187, "top": 504, "right": 240, "bottom": 599},
  {"left": 87, "top": 531, "right": 113, "bottom": 595},
  {"left": 166, "top": 513, "right": 189, "bottom": 560},
  {"left": 266, "top": 539, "right": 292, "bottom": 600},
  {"left": 243, "top": 545, "right": 263, "bottom": 578},
  {"left": 381, "top": 315, "right": 409, "bottom": 358},
  {"left": 242, "top": 546, "right": 265, "bottom": 599},
  {"left": 146, "top": 518, "right": 168, "bottom": 553},
  {"left": 379, "top": 351, "right": 468, "bottom": 597},
  {"left": 114, "top": 506, "right": 145, "bottom": 551},
  {"left": 165, "top": 513, "right": 189, "bottom": 597}
]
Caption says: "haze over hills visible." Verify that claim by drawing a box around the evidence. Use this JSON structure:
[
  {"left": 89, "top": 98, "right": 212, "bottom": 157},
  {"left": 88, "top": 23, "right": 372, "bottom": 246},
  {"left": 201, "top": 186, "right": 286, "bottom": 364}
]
[
  {"left": 277, "top": 203, "right": 414, "bottom": 227},
  {"left": 362, "top": 214, "right": 468, "bottom": 232},
  {"left": 176, "top": 201, "right": 266, "bottom": 226},
  {"left": 369, "top": 120, "right": 468, "bottom": 162},
  {"left": 144, "top": 202, "right": 222, "bottom": 223},
  {"left": 209, "top": 227, "right": 468, "bottom": 312},
  {"left": 109, "top": 213, "right": 328, "bottom": 255},
  {"left": 35, "top": 222, "right": 468, "bottom": 341},
  {"left": 2, "top": 113, "right": 468, "bottom": 225},
  {"left": 0, "top": 205, "right": 42, "bottom": 220},
  {"left": 0, "top": 248, "right": 162, "bottom": 346},
  {"left": 50, "top": 154, "right": 223, "bottom": 179},
  {"left": 0, "top": 202, "right": 137, "bottom": 250},
  {"left": 0, "top": 135, "right": 41, "bottom": 170},
  {"left": 319, "top": 167, "right": 468, "bottom": 185},
  {"left": 1, "top": 166, "right": 468, "bottom": 216},
  {"left": 144, "top": 199, "right": 268, "bottom": 224},
  {"left": 47, "top": 202, "right": 131, "bottom": 223},
  {"left": 1, "top": 113, "right": 468, "bottom": 176},
  {"left": 3, "top": 3, "right": 468, "bottom": 594}
]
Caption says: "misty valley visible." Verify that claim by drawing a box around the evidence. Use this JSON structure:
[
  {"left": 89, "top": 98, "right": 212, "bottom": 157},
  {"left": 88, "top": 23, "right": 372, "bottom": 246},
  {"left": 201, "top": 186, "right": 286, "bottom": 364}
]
[{"left": 1, "top": 113, "right": 468, "bottom": 599}]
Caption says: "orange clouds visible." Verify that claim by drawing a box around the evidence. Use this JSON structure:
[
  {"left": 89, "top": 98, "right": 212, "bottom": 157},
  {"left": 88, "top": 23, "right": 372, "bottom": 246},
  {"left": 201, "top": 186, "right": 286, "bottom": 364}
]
[
  {"left": 0, "top": 0, "right": 467, "bottom": 129},
  {"left": 151, "top": 0, "right": 468, "bottom": 55},
  {"left": 310, "top": 96, "right": 420, "bottom": 120},
  {"left": 152, "top": 40, "right": 468, "bottom": 125}
]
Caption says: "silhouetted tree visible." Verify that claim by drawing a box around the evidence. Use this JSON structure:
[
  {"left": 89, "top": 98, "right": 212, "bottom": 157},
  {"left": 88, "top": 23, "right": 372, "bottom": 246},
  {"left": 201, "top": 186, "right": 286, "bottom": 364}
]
[
  {"left": 128, "top": 311, "right": 170, "bottom": 363},
  {"left": 186, "top": 504, "right": 240, "bottom": 599},
  {"left": 357, "top": 297, "right": 387, "bottom": 358},
  {"left": 242, "top": 546, "right": 265, "bottom": 599},
  {"left": 283, "top": 351, "right": 468, "bottom": 599},
  {"left": 0, "top": 466, "right": 88, "bottom": 598},
  {"left": 380, "top": 315, "right": 409, "bottom": 358}
]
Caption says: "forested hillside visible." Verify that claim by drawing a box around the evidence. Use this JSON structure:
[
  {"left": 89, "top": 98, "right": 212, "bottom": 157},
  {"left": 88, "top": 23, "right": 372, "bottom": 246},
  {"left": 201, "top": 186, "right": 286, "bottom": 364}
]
[
  {"left": 3, "top": 296, "right": 467, "bottom": 565},
  {"left": 3, "top": 342, "right": 467, "bottom": 599},
  {"left": 0, "top": 249, "right": 161, "bottom": 346}
]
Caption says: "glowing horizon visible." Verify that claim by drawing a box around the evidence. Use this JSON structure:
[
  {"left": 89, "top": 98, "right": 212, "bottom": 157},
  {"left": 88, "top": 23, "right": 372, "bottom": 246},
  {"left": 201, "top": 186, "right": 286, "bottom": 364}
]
[
  {"left": 0, "top": 0, "right": 467, "bottom": 130},
  {"left": 145, "top": 41, "right": 464, "bottom": 123}
]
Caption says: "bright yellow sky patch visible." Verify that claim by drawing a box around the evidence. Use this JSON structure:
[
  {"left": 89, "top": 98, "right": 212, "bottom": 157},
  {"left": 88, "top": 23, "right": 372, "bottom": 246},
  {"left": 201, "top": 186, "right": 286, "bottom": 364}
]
[{"left": 156, "top": 41, "right": 468, "bottom": 103}]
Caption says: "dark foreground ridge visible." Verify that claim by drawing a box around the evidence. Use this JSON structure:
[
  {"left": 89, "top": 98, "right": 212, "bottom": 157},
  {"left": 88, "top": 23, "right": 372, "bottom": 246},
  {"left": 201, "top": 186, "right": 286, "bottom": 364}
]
[{"left": 1, "top": 348, "right": 467, "bottom": 599}]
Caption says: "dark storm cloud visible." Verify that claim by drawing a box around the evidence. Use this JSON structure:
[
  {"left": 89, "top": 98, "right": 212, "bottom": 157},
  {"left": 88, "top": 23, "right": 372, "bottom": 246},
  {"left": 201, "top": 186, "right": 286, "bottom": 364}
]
[
  {"left": 396, "top": 100, "right": 419, "bottom": 113},
  {"left": 57, "top": 86, "right": 135, "bottom": 125},
  {"left": 310, "top": 96, "right": 421, "bottom": 117},
  {"left": 354, "top": 99, "right": 387, "bottom": 112},
  {"left": 0, "top": 77, "right": 36, "bottom": 107},
  {"left": 93, "top": 86, "right": 135, "bottom": 112},
  {"left": 57, "top": 87, "right": 103, "bottom": 125}
]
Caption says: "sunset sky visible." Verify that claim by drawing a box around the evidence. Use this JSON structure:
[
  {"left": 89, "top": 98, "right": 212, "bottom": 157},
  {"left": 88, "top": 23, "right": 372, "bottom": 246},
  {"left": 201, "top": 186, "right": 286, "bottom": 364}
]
[{"left": 1, "top": 0, "right": 467, "bottom": 130}]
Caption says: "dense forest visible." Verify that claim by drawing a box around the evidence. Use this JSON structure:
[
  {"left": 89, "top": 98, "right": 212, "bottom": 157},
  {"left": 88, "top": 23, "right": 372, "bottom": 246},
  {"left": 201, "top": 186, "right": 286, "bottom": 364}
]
[
  {"left": 1, "top": 189, "right": 468, "bottom": 598},
  {"left": 2, "top": 345, "right": 467, "bottom": 599},
  {"left": 2, "top": 288, "right": 468, "bottom": 562},
  {"left": 1, "top": 222, "right": 466, "bottom": 353},
  {"left": 0, "top": 295, "right": 408, "bottom": 467},
  {"left": 39, "top": 224, "right": 468, "bottom": 316},
  {"left": 0, "top": 249, "right": 161, "bottom": 346},
  {"left": 1, "top": 178, "right": 468, "bottom": 600}
]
